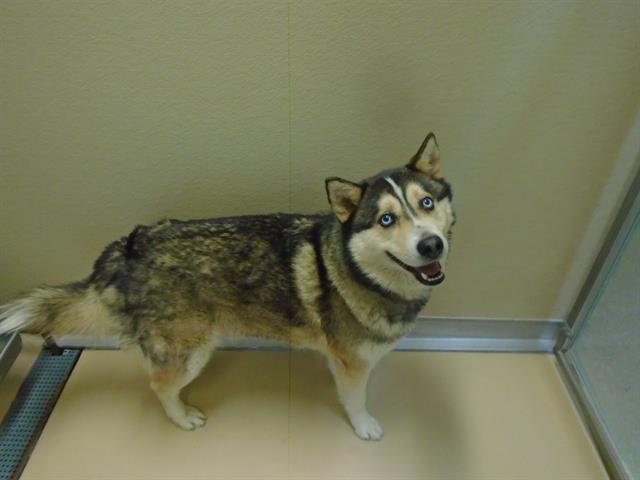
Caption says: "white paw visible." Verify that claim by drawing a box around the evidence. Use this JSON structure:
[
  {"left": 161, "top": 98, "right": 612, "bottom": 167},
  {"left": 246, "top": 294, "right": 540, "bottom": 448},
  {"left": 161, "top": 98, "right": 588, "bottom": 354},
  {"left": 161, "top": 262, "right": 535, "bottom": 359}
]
[
  {"left": 170, "top": 405, "right": 207, "bottom": 431},
  {"left": 351, "top": 413, "right": 384, "bottom": 441}
]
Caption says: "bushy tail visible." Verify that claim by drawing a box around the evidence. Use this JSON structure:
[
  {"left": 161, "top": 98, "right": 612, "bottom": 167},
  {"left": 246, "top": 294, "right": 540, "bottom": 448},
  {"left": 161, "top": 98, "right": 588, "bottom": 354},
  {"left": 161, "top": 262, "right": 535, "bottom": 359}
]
[{"left": 0, "top": 283, "right": 120, "bottom": 337}]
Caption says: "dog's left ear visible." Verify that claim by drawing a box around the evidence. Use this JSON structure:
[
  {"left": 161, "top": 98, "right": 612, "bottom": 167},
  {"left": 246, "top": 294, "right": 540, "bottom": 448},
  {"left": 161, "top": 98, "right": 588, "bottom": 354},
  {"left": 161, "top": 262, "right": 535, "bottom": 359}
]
[
  {"left": 325, "top": 177, "right": 365, "bottom": 223},
  {"left": 406, "top": 132, "right": 443, "bottom": 179}
]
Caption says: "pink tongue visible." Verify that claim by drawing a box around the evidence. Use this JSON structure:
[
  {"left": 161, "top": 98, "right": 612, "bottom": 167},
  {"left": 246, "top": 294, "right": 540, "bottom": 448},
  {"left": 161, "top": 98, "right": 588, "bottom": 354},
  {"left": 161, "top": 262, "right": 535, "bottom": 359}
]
[{"left": 418, "top": 262, "right": 441, "bottom": 277}]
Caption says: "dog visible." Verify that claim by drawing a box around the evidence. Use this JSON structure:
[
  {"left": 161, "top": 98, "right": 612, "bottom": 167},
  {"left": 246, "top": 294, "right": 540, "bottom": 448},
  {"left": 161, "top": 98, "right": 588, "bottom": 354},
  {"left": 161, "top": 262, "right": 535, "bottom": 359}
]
[{"left": 0, "top": 132, "right": 455, "bottom": 441}]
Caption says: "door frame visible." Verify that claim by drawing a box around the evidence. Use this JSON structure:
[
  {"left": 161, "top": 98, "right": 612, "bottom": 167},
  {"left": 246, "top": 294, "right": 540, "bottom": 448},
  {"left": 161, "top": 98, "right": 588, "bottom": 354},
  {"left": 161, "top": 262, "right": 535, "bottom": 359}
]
[{"left": 555, "top": 167, "right": 640, "bottom": 480}]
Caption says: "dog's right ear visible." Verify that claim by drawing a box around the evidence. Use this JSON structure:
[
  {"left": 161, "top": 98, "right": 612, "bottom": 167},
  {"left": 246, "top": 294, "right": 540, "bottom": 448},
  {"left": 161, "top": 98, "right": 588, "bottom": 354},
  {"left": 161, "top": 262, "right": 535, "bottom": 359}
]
[{"left": 325, "top": 177, "right": 365, "bottom": 223}]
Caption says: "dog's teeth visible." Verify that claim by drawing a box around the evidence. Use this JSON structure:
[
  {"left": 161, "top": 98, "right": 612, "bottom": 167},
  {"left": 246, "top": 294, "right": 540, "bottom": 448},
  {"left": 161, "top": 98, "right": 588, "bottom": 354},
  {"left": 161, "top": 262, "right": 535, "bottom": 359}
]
[{"left": 420, "top": 272, "right": 428, "bottom": 280}]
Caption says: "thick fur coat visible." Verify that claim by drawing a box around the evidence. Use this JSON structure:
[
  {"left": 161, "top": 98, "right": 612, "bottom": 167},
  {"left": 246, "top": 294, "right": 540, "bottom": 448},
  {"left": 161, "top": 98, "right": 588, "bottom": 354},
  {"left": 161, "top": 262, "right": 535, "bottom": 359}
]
[{"left": 0, "top": 133, "right": 455, "bottom": 440}]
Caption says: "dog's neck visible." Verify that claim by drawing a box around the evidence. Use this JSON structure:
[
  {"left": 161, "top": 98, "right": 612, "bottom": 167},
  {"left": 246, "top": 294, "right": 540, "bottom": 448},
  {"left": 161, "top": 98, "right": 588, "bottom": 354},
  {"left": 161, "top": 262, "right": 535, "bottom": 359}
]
[{"left": 320, "top": 219, "right": 429, "bottom": 340}]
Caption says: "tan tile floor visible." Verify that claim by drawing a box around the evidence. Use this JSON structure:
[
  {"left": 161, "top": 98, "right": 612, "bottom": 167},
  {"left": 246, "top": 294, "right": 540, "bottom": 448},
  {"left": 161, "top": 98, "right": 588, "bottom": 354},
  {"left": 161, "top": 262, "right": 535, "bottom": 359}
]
[{"left": 1, "top": 339, "right": 607, "bottom": 479}]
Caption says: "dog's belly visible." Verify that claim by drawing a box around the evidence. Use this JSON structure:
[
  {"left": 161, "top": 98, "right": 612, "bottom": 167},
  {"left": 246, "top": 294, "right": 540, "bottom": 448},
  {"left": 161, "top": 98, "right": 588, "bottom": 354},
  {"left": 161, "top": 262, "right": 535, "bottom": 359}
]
[{"left": 210, "top": 302, "right": 328, "bottom": 351}]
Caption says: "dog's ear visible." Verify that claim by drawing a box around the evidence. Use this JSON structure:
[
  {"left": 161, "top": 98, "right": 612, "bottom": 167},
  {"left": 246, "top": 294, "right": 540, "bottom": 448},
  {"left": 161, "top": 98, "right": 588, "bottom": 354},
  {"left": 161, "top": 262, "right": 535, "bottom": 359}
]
[
  {"left": 407, "top": 132, "right": 443, "bottom": 179},
  {"left": 325, "top": 177, "right": 365, "bottom": 223}
]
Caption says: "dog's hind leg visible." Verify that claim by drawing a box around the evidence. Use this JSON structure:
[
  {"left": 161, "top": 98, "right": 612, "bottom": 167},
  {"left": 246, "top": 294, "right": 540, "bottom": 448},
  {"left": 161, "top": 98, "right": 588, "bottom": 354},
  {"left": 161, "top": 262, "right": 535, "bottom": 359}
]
[{"left": 143, "top": 334, "right": 217, "bottom": 430}]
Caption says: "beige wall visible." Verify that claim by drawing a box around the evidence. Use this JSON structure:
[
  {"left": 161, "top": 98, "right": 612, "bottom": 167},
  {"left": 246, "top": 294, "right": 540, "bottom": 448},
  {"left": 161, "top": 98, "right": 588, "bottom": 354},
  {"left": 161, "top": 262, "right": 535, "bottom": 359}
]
[{"left": 1, "top": 1, "right": 638, "bottom": 319}]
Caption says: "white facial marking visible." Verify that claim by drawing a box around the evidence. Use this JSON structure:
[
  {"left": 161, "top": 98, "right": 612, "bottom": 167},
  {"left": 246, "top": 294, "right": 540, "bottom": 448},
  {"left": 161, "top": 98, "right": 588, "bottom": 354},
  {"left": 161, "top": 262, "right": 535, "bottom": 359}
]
[{"left": 384, "top": 177, "right": 418, "bottom": 222}]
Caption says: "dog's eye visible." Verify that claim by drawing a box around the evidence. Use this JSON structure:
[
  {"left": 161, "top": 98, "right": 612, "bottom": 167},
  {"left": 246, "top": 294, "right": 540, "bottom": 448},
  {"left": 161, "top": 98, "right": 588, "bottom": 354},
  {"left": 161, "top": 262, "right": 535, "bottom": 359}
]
[
  {"left": 420, "top": 197, "right": 434, "bottom": 210},
  {"left": 379, "top": 213, "right": 396, "bottom": 227}
]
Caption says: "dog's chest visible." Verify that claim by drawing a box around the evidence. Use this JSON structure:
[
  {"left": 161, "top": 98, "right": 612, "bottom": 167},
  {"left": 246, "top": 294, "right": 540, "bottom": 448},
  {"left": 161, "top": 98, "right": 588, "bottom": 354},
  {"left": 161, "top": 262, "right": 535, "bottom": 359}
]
[
  {"left": 354, "top": 306, "right": 417, "bottom": 341},
  {"left": 356, "top": 341, "right": 397, "bottom": 366}
]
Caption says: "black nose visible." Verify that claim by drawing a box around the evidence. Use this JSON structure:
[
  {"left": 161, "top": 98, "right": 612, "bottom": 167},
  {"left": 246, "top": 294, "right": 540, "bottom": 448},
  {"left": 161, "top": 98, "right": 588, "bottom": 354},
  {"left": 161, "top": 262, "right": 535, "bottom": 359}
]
[{"left": 417, "top": 236, "right": 444, "bottom": 260}]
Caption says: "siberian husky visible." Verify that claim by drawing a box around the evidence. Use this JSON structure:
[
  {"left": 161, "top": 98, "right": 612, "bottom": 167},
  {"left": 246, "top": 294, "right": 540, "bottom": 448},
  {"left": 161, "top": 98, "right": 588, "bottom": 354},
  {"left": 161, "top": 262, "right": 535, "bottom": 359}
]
[{"left": 0, "top": 133, "right": 455, "bottom": 440}]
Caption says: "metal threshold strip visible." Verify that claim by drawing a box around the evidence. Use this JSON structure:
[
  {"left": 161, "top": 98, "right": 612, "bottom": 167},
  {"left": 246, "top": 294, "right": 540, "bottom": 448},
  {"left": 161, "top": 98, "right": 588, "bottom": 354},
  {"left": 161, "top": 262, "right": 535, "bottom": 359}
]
[
  {"left": 0, "top": 348, "right": 81, "bottom": 480},
  {"left": 398, "top": 317, "right": 564, "bottom": 352},
  {"left": 53, "top": 317, "right": 566, "bottom": 353}
]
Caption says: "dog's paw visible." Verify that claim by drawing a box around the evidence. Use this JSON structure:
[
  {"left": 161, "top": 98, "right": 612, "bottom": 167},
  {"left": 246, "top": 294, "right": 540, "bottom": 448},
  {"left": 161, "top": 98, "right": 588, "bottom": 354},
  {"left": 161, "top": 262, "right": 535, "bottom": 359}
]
[
  {"left": 352, "top": 413, "right": 384, "bottom": 441},
  {"left": 170, "top": 406, "right": 207, "bottom": 431}
]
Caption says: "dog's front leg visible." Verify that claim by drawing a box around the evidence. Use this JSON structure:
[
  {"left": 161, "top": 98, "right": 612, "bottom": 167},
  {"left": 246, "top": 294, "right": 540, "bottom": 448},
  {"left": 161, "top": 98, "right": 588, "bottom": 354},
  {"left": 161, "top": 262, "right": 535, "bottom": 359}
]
[{"left": 327, "top": 356, "right": 383, "bottom": 441}]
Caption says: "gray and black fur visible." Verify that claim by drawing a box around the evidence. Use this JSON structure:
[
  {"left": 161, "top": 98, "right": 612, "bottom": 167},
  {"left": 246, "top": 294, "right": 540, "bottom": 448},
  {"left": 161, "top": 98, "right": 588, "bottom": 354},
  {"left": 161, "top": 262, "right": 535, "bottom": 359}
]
[{"left": 0, "top": 132, "right": 455, "bottom": 440}]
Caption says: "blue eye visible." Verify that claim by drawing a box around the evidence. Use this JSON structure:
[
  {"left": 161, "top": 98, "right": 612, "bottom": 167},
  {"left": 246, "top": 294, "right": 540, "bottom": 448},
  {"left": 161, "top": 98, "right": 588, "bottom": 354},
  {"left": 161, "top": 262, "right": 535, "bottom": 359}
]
[
  {"left": 379, "top": 213, "right": 396, "bottom": 227},
  {"left": 420, "top": 197, "right": 434, "bottom": 210}
]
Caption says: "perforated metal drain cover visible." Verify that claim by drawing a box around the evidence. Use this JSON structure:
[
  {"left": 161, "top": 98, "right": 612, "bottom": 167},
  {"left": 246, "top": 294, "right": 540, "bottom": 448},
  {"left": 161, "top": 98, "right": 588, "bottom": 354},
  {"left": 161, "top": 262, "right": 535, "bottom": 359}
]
[{"left": 0, "top": 348, "right": 80, "bottom": 480}]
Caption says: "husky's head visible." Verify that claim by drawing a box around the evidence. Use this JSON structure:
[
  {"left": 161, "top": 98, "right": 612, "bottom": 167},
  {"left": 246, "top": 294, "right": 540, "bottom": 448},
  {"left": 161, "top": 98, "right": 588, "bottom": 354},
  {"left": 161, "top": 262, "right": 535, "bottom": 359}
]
[{"left": 326, "top": 133, "right": 456, "bottom": 300}]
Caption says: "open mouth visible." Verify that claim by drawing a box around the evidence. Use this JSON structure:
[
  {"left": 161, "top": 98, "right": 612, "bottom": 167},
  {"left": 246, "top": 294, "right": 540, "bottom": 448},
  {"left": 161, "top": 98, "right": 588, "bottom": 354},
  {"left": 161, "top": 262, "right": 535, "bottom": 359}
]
[{"left": 386, "top": 251, "right": 445, "bottom": 286}]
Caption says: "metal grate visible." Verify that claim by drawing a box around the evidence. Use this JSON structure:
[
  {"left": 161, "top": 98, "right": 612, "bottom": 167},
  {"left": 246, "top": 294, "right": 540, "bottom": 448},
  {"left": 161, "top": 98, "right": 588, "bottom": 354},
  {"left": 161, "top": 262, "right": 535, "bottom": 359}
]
[{"left": 0, "top": 348, "right": 80, "bottom": 480}]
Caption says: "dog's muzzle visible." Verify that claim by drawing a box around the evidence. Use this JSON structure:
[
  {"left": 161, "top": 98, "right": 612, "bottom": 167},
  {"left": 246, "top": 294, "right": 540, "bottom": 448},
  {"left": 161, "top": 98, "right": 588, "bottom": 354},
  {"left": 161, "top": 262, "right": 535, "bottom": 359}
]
[{"left": 386, "top": 251, "right": 445, "bottom": 286}]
